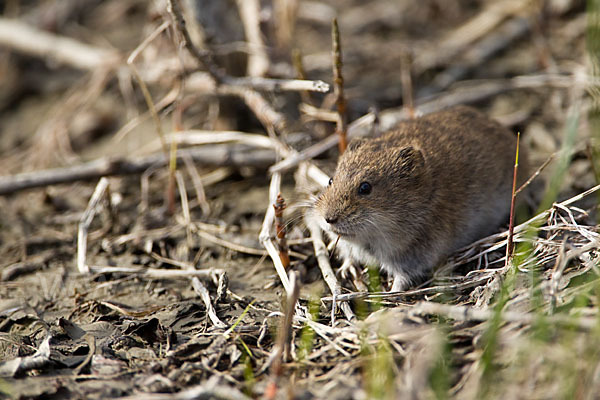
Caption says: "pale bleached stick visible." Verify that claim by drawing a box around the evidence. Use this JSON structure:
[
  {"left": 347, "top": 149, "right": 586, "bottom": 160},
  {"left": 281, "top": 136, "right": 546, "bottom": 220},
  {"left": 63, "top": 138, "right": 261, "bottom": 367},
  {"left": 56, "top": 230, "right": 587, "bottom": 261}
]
[
  {"left": 186, "top": 71, "right": 330, "bottom": 94},
  {"left": 236, "top": 0, "right": 269, "bottom": 77},
  {"left": 89, "top": 265, "right": 223, "bottom": 279},
  {"left": 259, "top": 173, "right": 292, "bottom": 293},
  {"left": 262, "top": 272, "right": 300, "bottom": 384},
  {"left": 77, "top": 178, "right": 110, "bottom": 274},
  {"left": 176, "top": 171, "right": 227, "bottom": 329},
  {"left": 413, "top": 0, "right": 530, "bottom": 72},
  {"left": 182, "top": 155, "right": 211, "bottom": 216},
  {"left": 0, "top": 17, "right": 120, "bottom": 70},
  {"left": 0, "top": 145, "right": 276, "bottom": 195},
  {"left": 226, "top": 77, "right": 330, "bottom": 93},
  {"left": 166, "top": 131, "right": 274, "bottom": 149},
  {"left": 306, "top": 216, "right": 356, "bottom": 322},
  {"left": 191, "top": 277, "right": 227, "bottom": 328}
]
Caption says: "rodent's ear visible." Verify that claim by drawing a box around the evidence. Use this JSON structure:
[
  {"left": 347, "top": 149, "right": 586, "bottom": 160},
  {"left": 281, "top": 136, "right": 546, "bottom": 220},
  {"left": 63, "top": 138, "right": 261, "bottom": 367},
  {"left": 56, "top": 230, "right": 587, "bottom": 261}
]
[
  {"left": 396, "top": 146, "right": 425, "bottom": 174},
  {"left": 347, "top": 138, "right": 367, "bottom": 151}
]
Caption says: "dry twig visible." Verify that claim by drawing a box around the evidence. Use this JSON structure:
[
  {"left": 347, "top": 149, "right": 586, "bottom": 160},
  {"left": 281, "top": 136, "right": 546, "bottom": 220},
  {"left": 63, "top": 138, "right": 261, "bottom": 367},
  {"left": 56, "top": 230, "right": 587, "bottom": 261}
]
[
  {"left": 331, "top": 18, "right": 348, "bottom": 153},
  {"left": 77, "top": 178, "right": 110, "bottom": 274}
]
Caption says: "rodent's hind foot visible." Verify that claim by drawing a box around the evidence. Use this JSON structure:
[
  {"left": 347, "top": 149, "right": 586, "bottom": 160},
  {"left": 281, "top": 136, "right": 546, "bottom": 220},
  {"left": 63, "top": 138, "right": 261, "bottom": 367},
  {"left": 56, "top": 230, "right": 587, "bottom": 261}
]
[{"left": 390, "top": 275, "right": 410, "bottom": 292}]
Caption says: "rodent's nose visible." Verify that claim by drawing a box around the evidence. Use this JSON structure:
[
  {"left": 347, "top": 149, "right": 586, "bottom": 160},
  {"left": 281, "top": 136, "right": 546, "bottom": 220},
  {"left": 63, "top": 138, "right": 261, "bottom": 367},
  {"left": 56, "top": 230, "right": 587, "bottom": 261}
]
[{"left": 325, "top": 215, "right": 338, "bottom": 224}]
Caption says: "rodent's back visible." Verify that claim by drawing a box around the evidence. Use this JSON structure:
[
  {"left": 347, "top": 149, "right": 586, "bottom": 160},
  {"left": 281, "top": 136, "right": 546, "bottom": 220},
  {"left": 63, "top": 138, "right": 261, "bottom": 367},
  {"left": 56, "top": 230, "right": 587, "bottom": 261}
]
[{"left": 383, "top": 106, "right": 524, "bottom": 248}]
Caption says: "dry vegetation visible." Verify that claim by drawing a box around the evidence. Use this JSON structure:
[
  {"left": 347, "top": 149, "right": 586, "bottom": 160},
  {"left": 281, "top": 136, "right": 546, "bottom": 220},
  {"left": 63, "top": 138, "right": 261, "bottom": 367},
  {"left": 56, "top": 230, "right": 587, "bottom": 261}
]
[{"left": 0, "top": 0, "right": 599, "bottom": 399}]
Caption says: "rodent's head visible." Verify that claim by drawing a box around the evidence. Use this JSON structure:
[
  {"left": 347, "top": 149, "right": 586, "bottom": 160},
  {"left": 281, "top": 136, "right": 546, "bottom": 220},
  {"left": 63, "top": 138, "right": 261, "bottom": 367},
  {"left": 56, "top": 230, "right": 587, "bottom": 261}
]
[{"left": 314, "top": 137, "right": 431, "bottom": 244}]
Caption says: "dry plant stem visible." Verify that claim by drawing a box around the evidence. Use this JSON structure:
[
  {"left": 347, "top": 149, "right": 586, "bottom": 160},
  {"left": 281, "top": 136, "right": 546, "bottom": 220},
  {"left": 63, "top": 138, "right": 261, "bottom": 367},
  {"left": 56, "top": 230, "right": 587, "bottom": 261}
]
[
  {"left": 167, "top": 0, "right": 224, "bottom": 81},
  {"left": 89, "top": 265, "right": 223, "bottom": 279},
  {"left": 223, "top": 76, "right": 329, "bottom": 93},
  {"left": 331, "top": 18, "right": 348, "bottom": 153},
  {"left": 164, "top": 130, "right": 274, "bottom": 149},
  {"left": 236, "top": 0, "right": 269, "bottom": 77},
  {"left": 191, "top": 278, "right": 227, "bottom": 328},
  {"left": 0, "top": 145, "right": 276, "bottom": 195},
  {"left": 186, "top": 71, "right": 330, "bottom": 94},
  {"left": 182, "top": 155, "right": 210, "bottom": 216},
  {"left": 299, "top": 103, "right": 339, "bottom": 122},
  {"left": 427, "top": 16, "right": 530, "bottom": 93},
  {"left": 259, "top": 173, "right": 292, "bottom": 293},
  {"left": 505, "top": 132, "right": 520, "bottom": 265},
  {"left": 400, "top": 51, "right": 415, "bottom": 116},
  {"left": 411, "top": 301, "right": 597, "bottom": 331},
  {"left": 194, "top": 228, "right": 267, "bottom": 257},
  {"left": 274, "top": 194, "right": 290, "bottom": 269},
  {"left": 175, "top": 170, "right": 226, "bottom": 329},
  {"left": 306, "top": 217, "right": 355, "bottom": 322},
  {"left": 0, "top": 17, "right": 120, "bottom": 70},
  {"left": 218, "top": 85, "right": 288, "bottom": 133},
  {"left": 293, "top": 49, "right": 314, "bottom": 105},
  {"left": 266, "top": 272, "right": 301, "bottom": 398},
  {"left": 77, "top": 178, "right": 110, "bottom": 274},
  {"left": 413, "top": 0, "right": 530, "bottom": 72},
  {"left": 127, "top": 21, "right": 172, "bottom": 156}
]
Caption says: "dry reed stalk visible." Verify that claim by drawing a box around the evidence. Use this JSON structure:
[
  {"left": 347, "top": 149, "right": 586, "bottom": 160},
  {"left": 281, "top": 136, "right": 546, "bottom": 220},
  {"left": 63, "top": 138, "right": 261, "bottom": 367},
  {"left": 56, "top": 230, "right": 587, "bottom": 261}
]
[
  {"left": 236, "top": 0, "right": 269, "bottom": 77},
  {"left": 306, "top": 215, "right": 356, "bottom": 322},
  {"left": 505, "top": 132, "right": 521, "bottom": 265},
  {"left": 167, "top": 0, "right": 224, "bottom": 82},
  {"left": 0, "top": 17, "right": 120, "bottom": 70},
  {"left": 259, "top": 173, "right": 292, "bottom": 294},
  {"left": 400, "top": 51, "right": 415, "bottom": 117},
  {"left": 175, "top": 170, "right": 226, "bottom": 328},
  {"left": 274, "top": 194, "right": 290, "bottom": 269},
  {"left": 265, "top": 272, "right": 300, "bottom": 400},
  {"left": 77, "top": 178, "right": 110, "bottom": 274},
  {"left": 0, "top": 145, "right": 276, "bottom": 195},
  {"left": 331, "top": 18, "right": 348, "bottom": 154}
]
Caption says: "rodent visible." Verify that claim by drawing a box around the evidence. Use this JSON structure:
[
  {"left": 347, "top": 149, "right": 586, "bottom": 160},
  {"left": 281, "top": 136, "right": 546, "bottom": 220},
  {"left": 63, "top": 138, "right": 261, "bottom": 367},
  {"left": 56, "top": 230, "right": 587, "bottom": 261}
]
[{"left": 311, "top": 106, "right": 528, "bottom": 291}]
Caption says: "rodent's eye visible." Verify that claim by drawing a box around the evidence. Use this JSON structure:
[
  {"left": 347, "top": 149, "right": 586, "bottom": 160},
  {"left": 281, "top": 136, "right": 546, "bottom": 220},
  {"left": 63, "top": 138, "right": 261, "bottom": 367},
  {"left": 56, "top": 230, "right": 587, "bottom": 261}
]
[
  {"left": 328, "top": 177, "right": 333, "bottom": 186},
  {"left": 358, "top": 181, "right": 372, "bottom": 195}
]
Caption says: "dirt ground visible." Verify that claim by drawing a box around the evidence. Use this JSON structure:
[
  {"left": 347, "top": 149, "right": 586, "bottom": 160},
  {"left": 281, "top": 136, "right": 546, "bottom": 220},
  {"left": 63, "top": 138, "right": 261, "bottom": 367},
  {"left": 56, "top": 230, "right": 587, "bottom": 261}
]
[{"left": 1, "top": 0, "right": 600, "bottom": 399}]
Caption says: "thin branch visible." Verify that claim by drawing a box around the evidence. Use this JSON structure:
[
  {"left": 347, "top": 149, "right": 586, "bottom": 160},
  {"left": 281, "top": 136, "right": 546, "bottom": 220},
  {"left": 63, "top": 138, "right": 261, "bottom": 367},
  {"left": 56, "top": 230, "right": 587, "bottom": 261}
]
[
  {"left": 236, "top": 0, "right": 269, "bottom": 77},
  {"left": 306, "top": 215, "right": 355, "bottom": 322},
  {"left": 167, "top": 0, "right": 224, "bottom": 81},
  {"left": 0, "top": 17, "right": 120, "bottom": 70},
  {"left": 331, "top": 18, "right": 348, "bottom": 153},
  {"left": 0, "top": 145, "right": 276, "bottom": 195}
]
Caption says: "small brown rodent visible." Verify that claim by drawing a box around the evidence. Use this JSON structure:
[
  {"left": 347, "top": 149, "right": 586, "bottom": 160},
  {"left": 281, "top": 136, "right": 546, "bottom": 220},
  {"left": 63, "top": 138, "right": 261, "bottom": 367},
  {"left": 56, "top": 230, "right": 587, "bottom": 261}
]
[{"left": 312, "top": 106, "right": 527, "bottom": 291}]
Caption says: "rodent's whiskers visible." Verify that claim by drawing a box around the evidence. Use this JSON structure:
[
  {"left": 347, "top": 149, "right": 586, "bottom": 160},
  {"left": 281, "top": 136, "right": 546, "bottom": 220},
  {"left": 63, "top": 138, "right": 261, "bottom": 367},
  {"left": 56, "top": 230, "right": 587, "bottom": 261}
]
[{"left": 330, "top": 235, "right": 341, "bottom": 260}]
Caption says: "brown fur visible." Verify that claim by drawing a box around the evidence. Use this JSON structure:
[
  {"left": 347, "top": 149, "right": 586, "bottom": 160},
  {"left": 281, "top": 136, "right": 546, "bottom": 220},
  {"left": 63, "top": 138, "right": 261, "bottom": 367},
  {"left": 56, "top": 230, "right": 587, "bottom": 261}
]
[{"left": 312, "top": 106, "right": 528, "bottom": 290}]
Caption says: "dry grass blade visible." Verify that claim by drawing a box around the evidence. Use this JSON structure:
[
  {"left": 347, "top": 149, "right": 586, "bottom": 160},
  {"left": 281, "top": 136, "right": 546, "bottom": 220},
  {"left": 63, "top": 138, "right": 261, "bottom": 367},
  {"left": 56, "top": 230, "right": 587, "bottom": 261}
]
[{"left": 77, "top": 177, "right": 110, "bottom": 274}]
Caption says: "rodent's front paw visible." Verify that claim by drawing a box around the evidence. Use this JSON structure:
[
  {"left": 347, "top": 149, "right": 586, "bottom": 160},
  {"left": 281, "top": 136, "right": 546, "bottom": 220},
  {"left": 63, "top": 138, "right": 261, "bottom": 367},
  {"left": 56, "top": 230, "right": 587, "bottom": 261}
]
[{"left": 337, "top": 258, "right": 360, "bottom": 281}]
